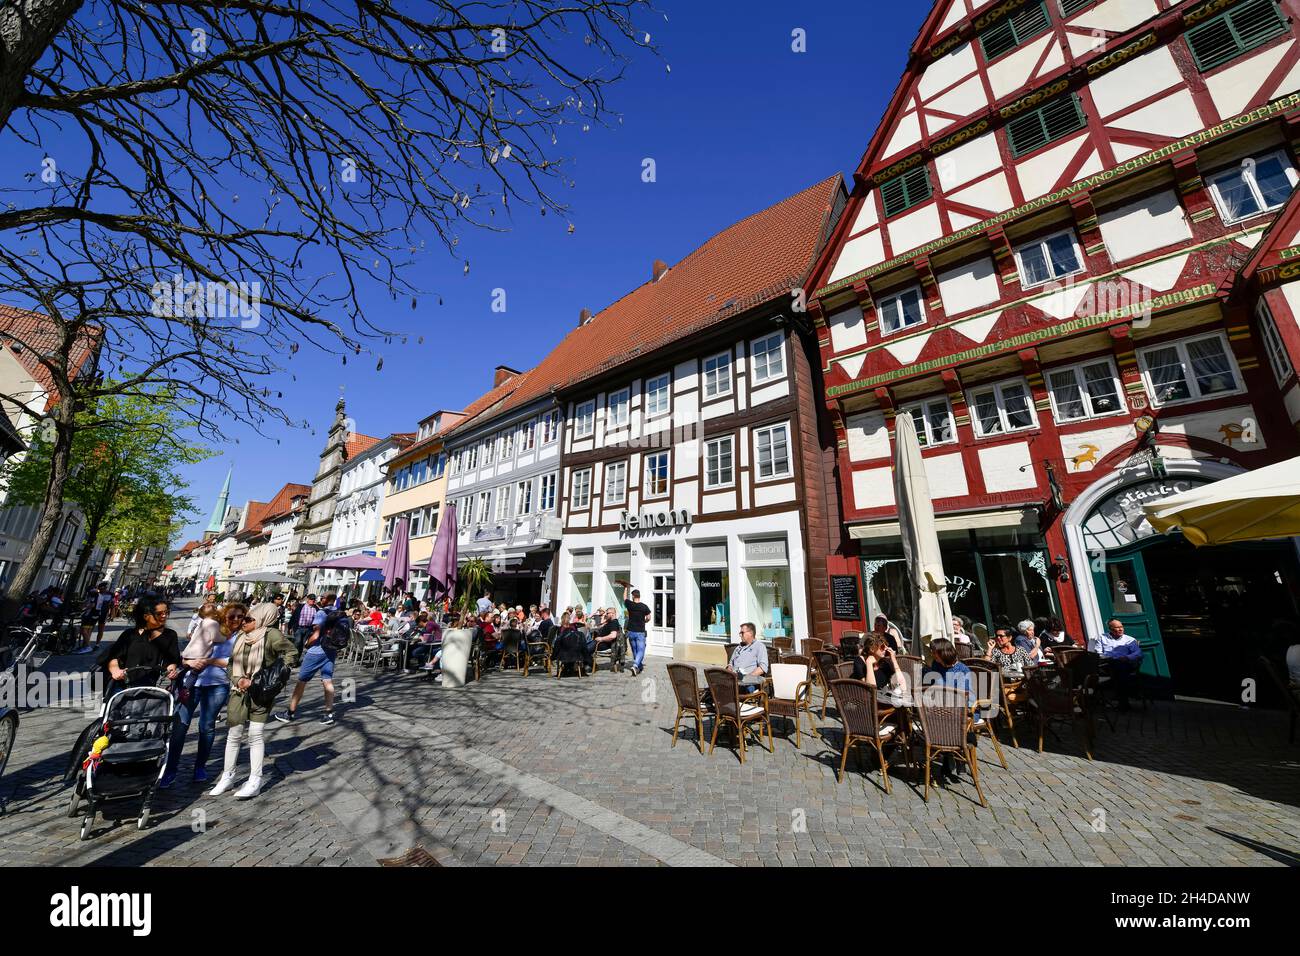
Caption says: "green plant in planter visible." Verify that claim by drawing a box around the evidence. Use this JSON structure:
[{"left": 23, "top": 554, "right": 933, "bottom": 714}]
[{"left": 457, "top": 558, "right": 493, "bottom": 614}]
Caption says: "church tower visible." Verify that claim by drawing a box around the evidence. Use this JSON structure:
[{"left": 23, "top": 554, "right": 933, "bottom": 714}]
[
  {"left": 203, "top": 466, "right": 233, "bottom": 541},
  {"left": 287, "top": 395, "right": 352, "bottom": 578}
]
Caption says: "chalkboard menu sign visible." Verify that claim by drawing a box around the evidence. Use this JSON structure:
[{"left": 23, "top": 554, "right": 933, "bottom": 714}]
[{"left": 830, "top": 575, "right": 862, "bottom": 621}]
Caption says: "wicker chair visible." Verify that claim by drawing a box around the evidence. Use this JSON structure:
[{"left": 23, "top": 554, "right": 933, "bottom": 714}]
[
  {"left": 772, "top": 637, "right": 794, "bottom": 658},
  {"left": 590, "top": 630, "right": 626, "bottom": 674},
  {"left": 1026, "top": 668, "right": 1095, "bottom": 759},
  {"left": 499, "top": 629, "right": 526, "bottom": 672},
  {"left": 802, "top": 637, "right": 826, "bottom": 657},
  {"left": 915, "top": 683, "right": 986, "bottom": 806},
  {"left": 551, "top": 628, "right": 587, "bottom": 678},
  {"left": 894, "top": 655, "right": 925, "bottom": 696},
  {"left": 766, "top": 657, "right": 818, "bottom": 747},
  {"left": 839, "top": 634, "right": 861, "bottom": 660},
  {"left": 667, "top": 663, "right": 710, "bottom": 751},
  {"left": 812, "top": 650, "right": 853, "bottom": 719},
  {"left": 968, "top": 667, "right": 1008, "bottom": 770},
  {"left": 523, "top": 634, "right": 551, "bottom": 676},
  {"left": 965, "top": 658, "right": 1026, "bottom": 746},
  {"left": 1258, "top": 656, "right": 1300, "bottom": 743},
  {"left": 704, "top": 667, "right": 771, "bottom": 764},
  {"left": 829, "top": 679, "right": 905, "bottom": 792}
]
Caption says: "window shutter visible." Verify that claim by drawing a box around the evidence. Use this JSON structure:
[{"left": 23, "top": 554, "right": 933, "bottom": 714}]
[
  {"left": 880, "top": 165, "right": 932, "bottom": 218},
  {"left": 1059, "top": 0, "right": 1094, "bottom": 15},
  {"left": 980, "top": 1, "right": 1050, "bottom": 60},
  {"left": 1186, "top": 0, "right": 1287, "bottom": 72},
  {"left": 1007, "top": 94, "right": 1086, "bottom": 156}
]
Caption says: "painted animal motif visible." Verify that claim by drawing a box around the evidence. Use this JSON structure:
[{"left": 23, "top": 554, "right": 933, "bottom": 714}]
[
  {"left": 1219, "top": 422, "right": 1244, "bottom": 447},
  {"left": 1070, "top": 443, "right": 1101, "bottom": 471}
]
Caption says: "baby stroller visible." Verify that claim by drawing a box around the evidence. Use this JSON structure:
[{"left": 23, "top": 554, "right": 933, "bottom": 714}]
[{"left": 66, "top": 681, "right": 174, "bottom": 840}]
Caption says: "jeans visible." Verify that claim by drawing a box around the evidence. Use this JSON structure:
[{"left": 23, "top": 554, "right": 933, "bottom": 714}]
[
  {"left": 164, "top": 683, "right": 230, "bottom": 778},
  {"left": 293, "top": 626, "right": 313, "bottom": 652},
  {"left": 627, "top": 631, "right": 647, "bottom": 670}
]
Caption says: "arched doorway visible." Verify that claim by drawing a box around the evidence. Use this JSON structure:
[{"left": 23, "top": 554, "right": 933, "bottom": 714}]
[{"left": 1065, "top": 460, "right": 1300, "bottom": 701}]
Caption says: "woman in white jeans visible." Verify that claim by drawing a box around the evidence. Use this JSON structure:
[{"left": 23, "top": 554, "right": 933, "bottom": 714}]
[{"left": 208, "top": 602, "right": 299, "bottom": 800}]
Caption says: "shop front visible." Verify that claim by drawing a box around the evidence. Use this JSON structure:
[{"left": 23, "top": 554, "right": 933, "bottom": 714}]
[
  {"left": 554, "top": 509, "right": 809, "bottom": 662},
  {"left": 1065, "top": 459, "right": 1300, "bottom": 702},
  {"left": 854, "top": 508, "right": 1061, "bottom": 648}
]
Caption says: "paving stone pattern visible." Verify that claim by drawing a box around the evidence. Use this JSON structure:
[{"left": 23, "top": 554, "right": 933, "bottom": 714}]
[{"left": 1, "top": 604, "right": 1297, "bottom": 866}]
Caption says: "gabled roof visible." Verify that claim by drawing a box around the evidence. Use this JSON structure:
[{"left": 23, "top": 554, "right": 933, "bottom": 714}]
[
  {"left": 260, "top": 482, "right": 312, "bottom": 522},
  {"left": 1242, "top": 187, "right": 1300, "bottom": 283},
  {"left": 0, "top": 304, "right": 101, "bottom": 412},
  {"left": 385, "top": 418, "right": 465, "bottom": 466},
  {"left": 444, "top": 174, "right": 843, "bottom": 432},
  {"left": 343, "top": 433, "right": 382, "bottom": 460},
  {"left": 437, "top": 370, "right": 533, "bottom": 442}
]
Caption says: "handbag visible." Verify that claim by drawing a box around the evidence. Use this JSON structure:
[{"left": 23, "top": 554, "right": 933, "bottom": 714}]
[{"left": 247, "top": 656, "right": 291, "bottom": 708}]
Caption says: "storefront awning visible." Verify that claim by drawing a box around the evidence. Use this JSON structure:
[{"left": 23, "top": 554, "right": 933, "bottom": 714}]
[{"left": 849, "top": 507, "right": 1038, "bottom": 540}]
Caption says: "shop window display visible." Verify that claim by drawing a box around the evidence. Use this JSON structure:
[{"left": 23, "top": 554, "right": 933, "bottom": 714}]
[
  {"left": 695, "top": 568, "right": 729, "bottom": 636},
  {"left": 746, "top": 567, "right": 792, "bottom": 639}
]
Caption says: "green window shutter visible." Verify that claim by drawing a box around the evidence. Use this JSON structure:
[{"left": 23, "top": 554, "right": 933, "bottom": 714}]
[
  {"left": 1006, "top": 94, "right": 1087, "bottom": 156},
  {"left": 1059, "top": 0, "right": 1096, "bottom": 16},
  {"left": 980, "top": 1, "right": 1051, "bottom": 61},
  {"left": 880, "top": 165, "right": 933, "bottom": 218},
  {"left": 1186, "top": 0, "right": 1287, "bottom": 72}
]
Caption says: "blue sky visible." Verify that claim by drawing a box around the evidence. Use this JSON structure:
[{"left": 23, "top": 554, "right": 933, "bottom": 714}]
[{"left": 178, "top": 1, "right": 924, "bottom": 541}]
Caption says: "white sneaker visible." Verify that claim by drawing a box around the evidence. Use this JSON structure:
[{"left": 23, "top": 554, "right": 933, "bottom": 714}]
[
  {"left": 234, "top": 776, "right": 263, "bottom": 800},
  {"left": 207, "top": 772, "right": 237, "bottom": 796}
]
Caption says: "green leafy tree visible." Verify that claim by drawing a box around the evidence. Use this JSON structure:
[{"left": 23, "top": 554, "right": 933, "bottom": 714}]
[
  {"left": 456, "top": 557, "right": 494, "bottom": 614},
  {"left": 1, "top": 388, "right": 212, "bottom": 596}
]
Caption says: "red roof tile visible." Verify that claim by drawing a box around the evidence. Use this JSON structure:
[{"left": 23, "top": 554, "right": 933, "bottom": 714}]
[
  {"left": 0, "top": 304, "right": 101, "bottom": 413},
  {"left": 259, "top": 482, "right": 312, "bottom": 522},
  {"left": 437, "top": 369, "right": 533, "bottom": 441},
  {"left": 343, "top": 433, "right": 382, "bottom": 460},
  {"left": 463, "top": 175, "right": 842, "bottom": 421}
]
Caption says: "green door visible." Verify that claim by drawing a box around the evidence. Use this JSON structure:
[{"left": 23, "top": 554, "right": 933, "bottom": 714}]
[{"left": 1091, "top": 544, "right": 1169, "bottom": 680}]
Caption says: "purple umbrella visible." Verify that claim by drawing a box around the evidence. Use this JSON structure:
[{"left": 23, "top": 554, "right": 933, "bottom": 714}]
[
  {"left": 382, "top": 516, "right": 411, "bottom": 590},
  {"left": 427, "top": 501, "right": 458, "bottom": 603}
]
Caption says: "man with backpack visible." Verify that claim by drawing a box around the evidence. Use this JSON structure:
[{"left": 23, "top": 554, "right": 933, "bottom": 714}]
[{"left": 274, "top": 593, "right": 350, "bottom": 726}]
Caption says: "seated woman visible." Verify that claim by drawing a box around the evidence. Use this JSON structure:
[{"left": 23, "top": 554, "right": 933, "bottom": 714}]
[
  {"left": 986, "top": 626, "right": 1035, "bottom": 672},
  {"left": 1014, "top": 619, "right": 1044, "bottom": 662},
  {"left": 853, "top": 633, "right": 906, "bottom": 696},
  {"left": 1038, "top": 616, "right": 1072, "bottom": 652}
]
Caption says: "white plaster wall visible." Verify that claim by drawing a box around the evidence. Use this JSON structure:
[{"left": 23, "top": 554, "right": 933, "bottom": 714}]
[
  {"left": 978, "top": 442, "right": 1037, "bottom": 493},
  {"left": 846, "top": 411, "right": 890, "bottom": 462},
  {"left": 853, "top": 467, "right": 895, "bottom": 510},
  {"left": 937, "top": 256, "right": 1001, "bottom": 315},
  {"left": 1097, "top": 189, "right": 1192, "bottom": 263}
]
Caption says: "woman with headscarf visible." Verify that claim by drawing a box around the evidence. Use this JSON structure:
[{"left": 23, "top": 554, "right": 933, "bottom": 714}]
[{"left": 208, "top": 602, "right": 298, "bottom": 800}]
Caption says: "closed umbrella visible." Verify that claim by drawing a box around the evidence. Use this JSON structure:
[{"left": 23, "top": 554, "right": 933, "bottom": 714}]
[
  {"left": 426, "top": 502, "right": 459, "bottom": 606},
  {"left": 894, "top": 411, "right": 954, "bottom": 653},
  {"left": 1143, "top": 456, "right": 1300, "bottom": 545},
  {"left": 382, "top": 516, "right": 411, "bottom": 591}
]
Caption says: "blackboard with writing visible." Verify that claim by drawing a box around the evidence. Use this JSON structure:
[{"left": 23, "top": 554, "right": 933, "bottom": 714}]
[{"left": 830, "top": 575, "right": 862, "bottom": 621}]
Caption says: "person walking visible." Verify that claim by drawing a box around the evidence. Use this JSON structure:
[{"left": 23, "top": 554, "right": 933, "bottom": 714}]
[
  {"left": 290, "top": 593, "right": 319, "bottom": 651},
  {"left": 208, "top": 602, "right": 299, "bottom": 799},
  {"left": 161, "top": 603, "right": 239, "bottom": 787},
  {"left": 620, "top": 583, "right": 651, "bottom": 677},
  {"left": 274, "top": 593, "right": 349, "bottom": 726}
]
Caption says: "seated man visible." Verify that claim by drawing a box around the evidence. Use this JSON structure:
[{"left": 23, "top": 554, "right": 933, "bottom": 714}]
[
  {"left": 586, "top": 607, "right": 625, "bottom": 672},
  {"left": 1089, "top": 618, "right": 1144, "bottom": 710},
  {"left": 727, "top": 622, "right": 769, "bottom": 692}
]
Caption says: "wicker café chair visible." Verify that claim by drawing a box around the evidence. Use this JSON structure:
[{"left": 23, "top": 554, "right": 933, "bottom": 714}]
[
  {"left": 813, "top": 650, "right": 853, "bottom": 719},
  {"left": 772, "top": 636, "right": 794, "bottom": 657},
  {"left": 1050, "top": 645, "right": 1085, "bottom": 670},
  {"left": 802, "top": 637, "right": 826, "bottom": 657},
  {"left": 551, "top": 628, "right": 588, "bottom": 678},
  {"left": 838, "top": 634, "right": 862, "bottom": 660},
  {"left": 1027, "top": 669, "right": 1096, "bottom": 759},
  {"left": 766, "top": 657, "right": 818, "bottom": 747},
  {"left": 895, "top": 655, "right": 925, "bottom": 695},
  {"left": 915, "top": 683, "right": 987, "bottom": 806},
  {"left": 522, "top": 633, "right": 551, "bottom": 676},
  {"left": 704, "top": 667, "right": 771, "bottom": 764},
  {"left": 968, "top": 667, "right": 1008, "bottom": 770},
  {"left": 829, "top": 679, "right": 904, "bottom": 792},
  {"left": 667, "top": 663, "right": 710, "bottom": 751},
  {"left": 499, "top": 629, "right": 526, "bottom": 672}
]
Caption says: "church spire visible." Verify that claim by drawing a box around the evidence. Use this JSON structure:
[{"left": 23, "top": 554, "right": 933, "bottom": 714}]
[{"left": 205, "top": 465, "right": 233, "bottom": 536}]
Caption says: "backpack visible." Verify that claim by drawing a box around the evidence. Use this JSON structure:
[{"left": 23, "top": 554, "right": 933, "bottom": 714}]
[
  {"left": 247, "top": 656, "right": 291, "bottom": 708},
  {"left": 319, "top": 611, "right": 352, "bottom": 652}
]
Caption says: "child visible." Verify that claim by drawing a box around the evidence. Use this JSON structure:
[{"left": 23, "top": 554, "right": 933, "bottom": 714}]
[{"left": 181, "top": 604, "right": 222, "bottom": 688}]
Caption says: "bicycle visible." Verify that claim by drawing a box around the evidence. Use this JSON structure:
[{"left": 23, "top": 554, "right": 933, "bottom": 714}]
[{"left": 0, "top": 623, "right": 53, "bottom": 802}]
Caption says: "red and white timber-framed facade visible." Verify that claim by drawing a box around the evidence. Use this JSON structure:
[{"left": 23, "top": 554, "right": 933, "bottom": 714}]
[{"left": 806, "top": 0, "right": 1300, "bottom": 701}]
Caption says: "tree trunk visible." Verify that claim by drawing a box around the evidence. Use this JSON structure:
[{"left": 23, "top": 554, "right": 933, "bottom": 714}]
[
  {"left": 6, "top": 400, "right": 74, "bottom": 598},
  {"left": 65, "top": 507, "right": 106, "bottom": 598},
  {"left": 0, "top": 0, "right": 82, "bottom": 132}
]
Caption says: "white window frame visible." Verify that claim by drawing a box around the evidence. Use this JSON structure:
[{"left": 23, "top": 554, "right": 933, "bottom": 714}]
[
  {"left": 645, "top": 374, "right": 671, "bottom": 418},
  {"left": 899, "top": 398, "right": 957, "bottom": 448},
  {"left": 475, "top": 491, "right": 491, "bottom": 524},
  {"left": 571, "top": 468, "right": 592, "bottom": 509},
  {"left": 520, "top": 420, "right": 536, "bottom": 452},
  {"left": 1206, "top": 149, "right": 1299, "bottom": 225},
  {"left": 877, "top": 286, "right": 926, "bottom": 337},
  {"left": 542, "top": 410, "right": 560, "bottom": 444},
  {"left": 516, "top": 479, "right": 533, "bottom": 516},
  {"left": 1013, "top": 229, "right": 1085, "bottom": 289},
  {"left": 495, "top": 485, "right": 511, "bottom": 522},
  {"left": 539, "top": 473, "right": 557, "bottom": 512},
  {"left": 750, "top": 332, "right": 786, "bottom": 384},
  {"left": 573, "top": 400, "right": 596, "bottom": 439},
  {"left": 753, "top": 422, "right": 792, "bottom": 481},
  {"left": 1044, "top": 358, "right": 1125, "bottom": 423},
  {"left": 605, "top": 460, "right": 628, "bottom": 505},
  {"left": 703, "top": 351, "right": 733, "bottom": 398},
  {"left": 482, "top": 437, "right": 495, "bottom": 466},
  {"left": 500, "top": 429, "right": 514, "bottom": 460},
  {"left": 643, "top": 451, "right": 670, "bottom": 499},
  {"left": 703, "top": 436, "right": 735, "bottom": 489},
  {"left": 1257, "top": 299, "right": 1294, "bottom": 385},
  {"left": 607, "top": 388, "right": 630, "bottom": 429},
  {"left": 1137, "top": 332, "right": 1244, "bottom": 408},
  {"left": 965, "top": 378, "right": 1038, "bottom": 438}
]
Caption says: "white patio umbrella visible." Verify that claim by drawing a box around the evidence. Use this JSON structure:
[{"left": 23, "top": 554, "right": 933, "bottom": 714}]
[
  {"left": 894, "top": 411, "right": 954, "bottom": 653},
  {"left": 1143, "top": 455, "right": 1300, "bottom": 546}
]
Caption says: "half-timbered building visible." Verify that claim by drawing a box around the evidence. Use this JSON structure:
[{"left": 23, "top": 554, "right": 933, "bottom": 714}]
[{"left": 806, "top": 0, "right": 1300, "bottom": 700}]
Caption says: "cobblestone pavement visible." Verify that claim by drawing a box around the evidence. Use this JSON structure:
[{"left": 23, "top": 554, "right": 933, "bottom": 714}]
[{"left": 1, "top": 604, "right": 1297, "bottom": 866}]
